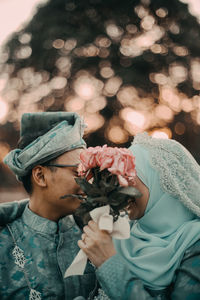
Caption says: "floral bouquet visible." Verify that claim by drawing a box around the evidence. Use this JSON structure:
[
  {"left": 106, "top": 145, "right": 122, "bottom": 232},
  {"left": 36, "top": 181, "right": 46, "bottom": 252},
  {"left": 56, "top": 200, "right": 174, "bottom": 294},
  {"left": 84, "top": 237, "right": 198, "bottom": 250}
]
[
  {"left": 73, "top": 145, "right": 141, "bottom": 227},
  {"left": 65, "top": 145, "right": 141, "bottom": 278}
]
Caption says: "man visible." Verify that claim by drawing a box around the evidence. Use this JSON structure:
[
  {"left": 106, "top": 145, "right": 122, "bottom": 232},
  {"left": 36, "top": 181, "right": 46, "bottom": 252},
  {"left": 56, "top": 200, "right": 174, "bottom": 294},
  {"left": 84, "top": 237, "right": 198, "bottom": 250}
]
[{"left": 0, "top": 112, "right": 97, "bottom": 299}]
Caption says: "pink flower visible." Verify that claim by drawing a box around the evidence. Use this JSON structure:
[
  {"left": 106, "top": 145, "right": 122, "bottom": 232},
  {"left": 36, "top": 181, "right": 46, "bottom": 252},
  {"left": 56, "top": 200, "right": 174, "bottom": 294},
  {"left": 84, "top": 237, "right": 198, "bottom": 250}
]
[
  {"left": 97, "top": 146, "right": 117, "bottom": 170},
  {"left": 77, "top": 163, "right": 87, "bottom": 176},
  {"left": 79, "top": 146, "right": 103, "bottom": 170},
  {"left": 79, "top": 145, "right": 136, "bottom": 187},
  {"left": 117, "top": 174, "right": 129, "bottom": 187}
]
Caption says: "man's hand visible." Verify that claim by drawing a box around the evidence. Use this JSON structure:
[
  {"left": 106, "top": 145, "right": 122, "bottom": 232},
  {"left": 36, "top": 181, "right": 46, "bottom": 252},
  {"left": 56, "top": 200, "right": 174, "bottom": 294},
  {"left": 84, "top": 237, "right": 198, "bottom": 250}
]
[{"left": 78, "top": 220, "right": 116, "bottom": 267}]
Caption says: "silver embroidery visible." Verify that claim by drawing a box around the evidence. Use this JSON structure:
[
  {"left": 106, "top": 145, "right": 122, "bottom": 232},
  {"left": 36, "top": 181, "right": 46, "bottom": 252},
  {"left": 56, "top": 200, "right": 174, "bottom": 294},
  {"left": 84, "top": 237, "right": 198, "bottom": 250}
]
[
  {"left": 7, "top": 225, "right": 42, "bottom": 300},
  {"left": 93, "top": 288, "right": 110, "bottom": 300},
  {"left": 29, "top": 289, "right": 42, "bottom": 300},
  {"left": 12, "top": 245, "right": 26, "bottom": 268}
]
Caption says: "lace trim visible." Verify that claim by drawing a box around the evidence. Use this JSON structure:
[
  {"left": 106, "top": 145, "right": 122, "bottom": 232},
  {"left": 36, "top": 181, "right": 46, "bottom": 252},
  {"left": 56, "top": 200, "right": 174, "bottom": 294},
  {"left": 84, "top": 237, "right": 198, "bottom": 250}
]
[
  {"left": 7, "top": 225, "right": 42, "bottom": 300},
  {"left": 132, "top": 132, "right": 200, "bottom": 217},
  {"left": 29, "top": 289, "right": 42, "bottom": 300},
  {"left": 12, "top": 245, "right": 26, "bottom": 268},
  {"left": 93, "top": 288, "right": 110, "bottom": 300}
]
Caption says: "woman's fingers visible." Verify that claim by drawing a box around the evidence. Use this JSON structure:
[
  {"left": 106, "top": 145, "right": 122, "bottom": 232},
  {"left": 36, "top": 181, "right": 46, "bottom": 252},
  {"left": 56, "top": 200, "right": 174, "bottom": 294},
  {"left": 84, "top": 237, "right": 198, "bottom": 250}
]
[
  {"left": 83, "top": 222, "right": 99, "bottom": 236},
  {"left": 78, "top": 222, "right": 117, "bottom": 267},
  {"left": 81, "top": 233, "right": 87, "bottom": 242},
  {"left": 78, "top": 236, "right": 94, "bottom": 252},
  {"left": 83, "top": 221, "right": 101, "bottom": 238},
  {"left": 78, "top": 239, "right": 87, "bottom": 249},
  {"left": 83, "top": 225, "right": 93, "bottom": 236},
  {"left": 82, "top": 233, "right": 93, "bottom": 246},
  {"left": 87, "top": 220, "right": 99, "bottom": 230}
]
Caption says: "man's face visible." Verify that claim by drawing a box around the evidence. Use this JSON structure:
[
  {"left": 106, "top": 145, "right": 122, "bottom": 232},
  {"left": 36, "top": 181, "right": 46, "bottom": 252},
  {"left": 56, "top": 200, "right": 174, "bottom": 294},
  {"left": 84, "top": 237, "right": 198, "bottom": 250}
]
[{"left": 44, "top": 148, "right": 85, "bottom": 218}]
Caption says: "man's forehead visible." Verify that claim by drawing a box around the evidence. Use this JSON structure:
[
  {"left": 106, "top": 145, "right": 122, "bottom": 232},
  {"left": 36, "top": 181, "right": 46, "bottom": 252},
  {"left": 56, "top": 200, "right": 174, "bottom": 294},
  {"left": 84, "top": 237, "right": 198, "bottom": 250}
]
[{"left": 57, "top": 148, "right": 82, "bottom": 162}]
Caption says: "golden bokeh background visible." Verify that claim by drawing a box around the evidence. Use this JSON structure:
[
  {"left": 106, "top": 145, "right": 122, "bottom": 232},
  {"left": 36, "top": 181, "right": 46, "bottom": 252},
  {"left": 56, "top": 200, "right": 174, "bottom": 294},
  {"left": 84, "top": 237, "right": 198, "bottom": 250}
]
[{"left": 0, "top": 0, "right": 200, "bottom": 201}]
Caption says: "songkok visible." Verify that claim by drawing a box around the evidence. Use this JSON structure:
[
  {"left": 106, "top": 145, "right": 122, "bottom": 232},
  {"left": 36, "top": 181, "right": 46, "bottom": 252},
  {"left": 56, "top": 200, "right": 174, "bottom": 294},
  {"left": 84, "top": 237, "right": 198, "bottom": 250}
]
[{"left": 4, "top": 112, "right": 86, "bottom": 180}]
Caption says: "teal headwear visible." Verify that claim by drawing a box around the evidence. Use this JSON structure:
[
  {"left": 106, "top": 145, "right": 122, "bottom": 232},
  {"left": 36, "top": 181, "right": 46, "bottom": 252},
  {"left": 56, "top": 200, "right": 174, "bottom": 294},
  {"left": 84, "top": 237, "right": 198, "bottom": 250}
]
[
  {"left": 4, "top": 112, "right": 86, "bottom": 180},
  {"left": 114, "top": 132, "right": 200, "bottom": 290}
]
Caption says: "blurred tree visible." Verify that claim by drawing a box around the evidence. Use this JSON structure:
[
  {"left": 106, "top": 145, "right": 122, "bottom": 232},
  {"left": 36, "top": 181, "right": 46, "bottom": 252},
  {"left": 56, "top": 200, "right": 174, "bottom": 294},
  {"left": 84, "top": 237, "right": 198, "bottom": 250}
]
[{"left": 1, "top": 0, "right": 200, "bottom": 188}]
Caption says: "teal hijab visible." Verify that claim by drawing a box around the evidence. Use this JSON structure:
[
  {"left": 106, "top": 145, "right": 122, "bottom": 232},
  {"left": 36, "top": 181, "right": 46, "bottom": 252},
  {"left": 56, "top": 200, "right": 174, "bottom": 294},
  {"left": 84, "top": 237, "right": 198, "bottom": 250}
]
[{"left": 114, "top": 133, "right": 200, "bottom": 290}]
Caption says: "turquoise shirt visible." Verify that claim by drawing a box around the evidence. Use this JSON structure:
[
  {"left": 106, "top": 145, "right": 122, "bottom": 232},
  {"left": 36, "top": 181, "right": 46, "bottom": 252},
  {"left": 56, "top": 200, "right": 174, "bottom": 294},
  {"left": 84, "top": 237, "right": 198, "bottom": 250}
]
[{"left": 0, "top": 204, "right": 96, "bottom": 299}]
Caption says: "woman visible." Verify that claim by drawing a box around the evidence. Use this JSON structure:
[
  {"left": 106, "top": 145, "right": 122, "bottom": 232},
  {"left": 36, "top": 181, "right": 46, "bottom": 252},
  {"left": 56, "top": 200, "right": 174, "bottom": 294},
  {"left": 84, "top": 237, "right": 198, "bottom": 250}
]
[{"left": 79, "top": 132, "right": 200, "bottom": 300}]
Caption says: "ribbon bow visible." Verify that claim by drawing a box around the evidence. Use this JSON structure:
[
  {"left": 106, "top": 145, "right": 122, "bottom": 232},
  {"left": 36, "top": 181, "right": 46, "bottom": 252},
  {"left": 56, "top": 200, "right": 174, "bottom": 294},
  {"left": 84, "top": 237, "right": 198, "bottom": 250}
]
[{"left": 64, "top": 205, "right": 130, "bottom": 278}]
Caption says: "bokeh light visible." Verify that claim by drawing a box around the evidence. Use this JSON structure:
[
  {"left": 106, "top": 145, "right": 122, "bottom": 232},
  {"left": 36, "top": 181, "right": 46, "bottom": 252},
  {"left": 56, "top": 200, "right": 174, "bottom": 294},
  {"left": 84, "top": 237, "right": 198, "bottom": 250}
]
[
  {"left": 174, "top": 122, "right": 186, "bottom": 135},
  {"left": 150, "top": 128, "right": 172, "bottom": 139},
  {"left": 0, "top": 98, "right": 9, "bottom": 123},
  {"left": 107, "top": 126, "right": 129, "bottom": 144},
  {"left": 83, "top": 113, "right": 105, "bottom": 133},
  {"left": 0, "top": 142, "right": 10, "bottom": 163},
  {"left": 74, "top": 73, "right": 103, "bottom": 100}
]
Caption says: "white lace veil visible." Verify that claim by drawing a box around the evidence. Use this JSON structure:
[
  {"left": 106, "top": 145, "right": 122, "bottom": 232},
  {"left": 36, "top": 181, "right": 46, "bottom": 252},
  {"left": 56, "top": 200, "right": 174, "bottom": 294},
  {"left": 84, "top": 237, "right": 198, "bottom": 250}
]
[{"left": 133, "top": 132, "right": 200, "bottom": 217}]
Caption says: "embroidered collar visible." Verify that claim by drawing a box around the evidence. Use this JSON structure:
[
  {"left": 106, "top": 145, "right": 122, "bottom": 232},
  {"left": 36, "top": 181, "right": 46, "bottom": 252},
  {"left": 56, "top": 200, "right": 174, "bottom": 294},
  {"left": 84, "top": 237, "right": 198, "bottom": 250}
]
[{"left": 22, "top": 204, "right": 75, "bottom": 235}]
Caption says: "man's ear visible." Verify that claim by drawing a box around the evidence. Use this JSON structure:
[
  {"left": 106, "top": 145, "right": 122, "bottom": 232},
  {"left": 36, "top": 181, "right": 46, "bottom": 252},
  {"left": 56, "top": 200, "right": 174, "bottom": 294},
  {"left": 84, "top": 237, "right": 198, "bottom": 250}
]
[{"left": 32, "top": 165, "right": 47, "bottom": 188}]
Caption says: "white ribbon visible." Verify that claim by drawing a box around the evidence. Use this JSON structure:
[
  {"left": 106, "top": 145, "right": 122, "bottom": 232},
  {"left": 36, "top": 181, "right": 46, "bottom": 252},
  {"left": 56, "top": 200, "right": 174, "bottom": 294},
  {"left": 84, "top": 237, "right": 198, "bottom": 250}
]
[{"left": 64, "top": 205, "right": 130, "bottom": 278}]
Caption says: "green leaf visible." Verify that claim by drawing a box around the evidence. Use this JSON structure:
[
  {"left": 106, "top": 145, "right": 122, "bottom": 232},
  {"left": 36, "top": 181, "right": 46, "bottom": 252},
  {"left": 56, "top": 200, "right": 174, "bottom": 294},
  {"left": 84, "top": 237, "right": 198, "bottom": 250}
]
[
  {"left": 75, "top": 171, "right": 142, "bottom": 225},
  {"left": 75, "top": 177, "right": 102, "bottom": 196},
  {"left": 92, "top": 196, "right": 108, "bottom": 204}
]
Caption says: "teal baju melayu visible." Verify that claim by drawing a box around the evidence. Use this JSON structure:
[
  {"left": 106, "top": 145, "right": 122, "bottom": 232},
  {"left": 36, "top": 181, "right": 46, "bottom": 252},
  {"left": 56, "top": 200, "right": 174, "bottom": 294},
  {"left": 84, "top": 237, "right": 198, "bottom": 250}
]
[
  {"left": 1, "top": 200, "right": 200, "bottom": 300},
  {"left": 0, "top": 203, "right": 96, "bottom": 299}
]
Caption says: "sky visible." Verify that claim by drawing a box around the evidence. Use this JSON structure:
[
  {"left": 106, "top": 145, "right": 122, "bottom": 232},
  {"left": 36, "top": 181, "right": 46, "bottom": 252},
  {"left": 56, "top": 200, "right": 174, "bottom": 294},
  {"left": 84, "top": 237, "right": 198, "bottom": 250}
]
[
  {"left": 0, "top": 0, "right": 48, "bottom": 49},
  {"left": 0, "top": 0, "right": 200, "bottom": 51}
]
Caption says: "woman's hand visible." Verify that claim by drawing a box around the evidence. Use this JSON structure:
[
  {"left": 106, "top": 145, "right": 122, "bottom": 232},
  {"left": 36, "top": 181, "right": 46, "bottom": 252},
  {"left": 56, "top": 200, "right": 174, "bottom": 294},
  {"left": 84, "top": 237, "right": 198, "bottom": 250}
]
[{"left": 78, "top": 220, "right": 116, "bottom": 267}]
